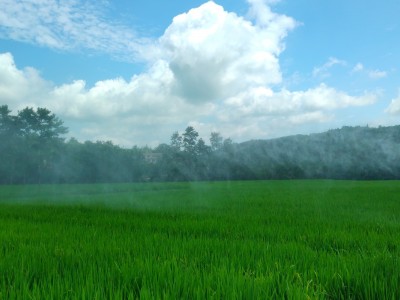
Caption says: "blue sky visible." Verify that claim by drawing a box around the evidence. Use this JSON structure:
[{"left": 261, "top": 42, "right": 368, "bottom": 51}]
[{"left": 0, "top": 0, "right": 399, "bottom": 146}]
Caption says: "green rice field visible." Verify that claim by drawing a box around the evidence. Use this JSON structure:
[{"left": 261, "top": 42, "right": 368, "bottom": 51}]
[{"left": 0, "top": 180, "right": 399, "bottom": 299}]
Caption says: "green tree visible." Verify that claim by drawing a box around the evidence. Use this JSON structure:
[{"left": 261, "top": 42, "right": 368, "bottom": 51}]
[
  {"left": 182, "top": 126, "right": 199, "bottom": 154},
  {"left": 0, "top": 105, "right": 17, "bottom": 136},
  {"left": 17, "top": 107, "right": 68, "bottom": 139},
  {"left": 170, "top": 131, "right": 182, "bottom": 152},
  {"left": 210, "top": 132, "right": 223, "bottom": 152},
  {"left": 223, "top": 138, "right": 233, "bottom": 151},
  {"left": 0, "top": 105, "right": 20, "bottom": 183},
  {"left": 196, "top": 138, "right": 210, "bottom": 156},
  {"left": 12, "top": 107, "right": 69, "bottom": 183}
]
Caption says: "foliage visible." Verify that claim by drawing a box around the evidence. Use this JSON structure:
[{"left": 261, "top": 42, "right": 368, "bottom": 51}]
[
  {"left": 236, "top": 126, "right": 400, "bottom": 180},
  {"left": 0, "top": 105, "right": 67, "bottom": 184},
  {"left": 182, "top": 126, "right": 199, "bottom": 154},
  {"left": 2, "top": 104, "right": 400, "bottom": 183},
  {"left": 210, "top": 132, "right": 223, "bottom": 151},
  {"left": 0, "top": 180, "right": 399, "bottom": 298}
]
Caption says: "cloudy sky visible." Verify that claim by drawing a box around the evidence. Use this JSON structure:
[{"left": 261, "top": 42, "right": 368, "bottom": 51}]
[{"left": 1, "top": 0, "right": 399, "bottom": 146}]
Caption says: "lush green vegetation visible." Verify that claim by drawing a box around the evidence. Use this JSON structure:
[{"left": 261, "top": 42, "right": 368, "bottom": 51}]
[
  {"left": 1, "top": 180, "right": 399, "bottom": 299},
  {"left": 3, "top": 105, "right": 400, "bottom": 184}
]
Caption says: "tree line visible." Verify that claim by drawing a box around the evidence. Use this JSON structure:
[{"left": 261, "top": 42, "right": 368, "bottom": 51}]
[{"left": 1, "top": 104, "right": 400, "bottom": 184}]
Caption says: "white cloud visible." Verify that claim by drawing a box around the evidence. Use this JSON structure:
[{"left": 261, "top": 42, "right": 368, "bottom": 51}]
[
  {"left": 246, "top": 0, "right": 296, "bottom": 32},
  {"left": 352, "top": 63, "right": 364, "bottom": 73},
  {"left": 158, "top": 1, "right": 296, "bottom": 103},
  {"left": 0, "top": 52, "right": 51, "bottom": 106},
  {"left": 351, "top": 63, "right": 387, "bottom": 79},
  {"left": 368, "top": 69, "right": 387, "bottom": 79},
  {"left": 312, "top": 57, "right": 347, "bottom": 78},
  {"left": 222, "top": 84, "right": 376, "bottom": 120},
  {"left": 0, "top": 0, "right": 148, "bottom": 62},
  {"left": 0, "top": 52, "right": 213, "bottom": 145},
  {"left": 288, "top": 111, "right": 333, "bottom": 125},
  {"left": 385, "top": 91, "right": 400, "bottom": 114},
  {"left": 0, "top": 2, "right": 379, "bottom": 146}
]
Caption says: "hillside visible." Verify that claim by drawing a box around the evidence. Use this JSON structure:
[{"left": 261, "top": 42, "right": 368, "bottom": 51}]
[
  {"left": 235, "top": 125, "right": 400, "bottom": 179},
  {"left": 2, "top": 104, "right": 400, "bottom": 183}
]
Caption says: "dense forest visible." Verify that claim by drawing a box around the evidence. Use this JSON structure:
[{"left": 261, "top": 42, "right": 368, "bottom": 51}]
[{"left": 1, "top": 104, "right": 400, "bottom": 184}]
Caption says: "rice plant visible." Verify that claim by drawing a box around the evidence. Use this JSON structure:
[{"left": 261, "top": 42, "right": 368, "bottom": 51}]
[{"left": 0, "top": 180, "right": 399, "bottom": 299}]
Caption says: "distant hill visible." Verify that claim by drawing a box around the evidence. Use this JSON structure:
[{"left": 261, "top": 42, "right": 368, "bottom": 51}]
[
  {"left": 2, "top": 103, "right": 400, "bottom": 183},
  {"left": 234, "top": 125, "right": 400, "bottom": 180}
]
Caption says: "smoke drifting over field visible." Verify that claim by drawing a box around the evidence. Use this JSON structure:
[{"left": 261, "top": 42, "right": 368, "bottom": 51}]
[{"left": 1, "top": 104, "right": 400, "bottom": 185}]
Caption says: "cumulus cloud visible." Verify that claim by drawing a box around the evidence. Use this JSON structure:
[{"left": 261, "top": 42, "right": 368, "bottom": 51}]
[
  {"left": 158, "top": 1, "right": 296, "bottom": 103},
  {"left": 222, "top": 84, "right": 376, "bottom": 120},
  {"left": 0, "top": 1, "right": 378, "bottom": 145},
  {"left": 0, "top": 52, "right": 213, "bottom": 145},
  {"left": 0, "top": 52, "right": 51, "bottom": 106},
  {"left": 385, "top": 91, "right": 400, "bottom": 114}
]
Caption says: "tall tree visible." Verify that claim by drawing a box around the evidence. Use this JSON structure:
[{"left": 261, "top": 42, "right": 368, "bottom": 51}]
[
  {"left": 0, "top": 105, "right": 19, "bottom": 184},
  {"left": 17, "top": 107, "right": 68, "bottom": 139},
  {"left": 210, "top": 132, "right": 223, "bottom": 152},
  {"left": 182, "top": 126, "right": 199, "bottom": 154},
  {"left": 170, "top": 131, "right": 182, "bottom": 151},
  {"left": 0, "top": 105, "right": 15, "bottom": 136},
  {"left": 16, "top": 107, "right": 68, "bottom": 183},
  {"left": 196, "top": 138, "right": 210, "bottom": 156}
]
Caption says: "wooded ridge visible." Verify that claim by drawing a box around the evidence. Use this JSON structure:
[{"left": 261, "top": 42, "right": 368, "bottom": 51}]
[{"left": 1, "top": 104, "right": 400, "bottom": 184}]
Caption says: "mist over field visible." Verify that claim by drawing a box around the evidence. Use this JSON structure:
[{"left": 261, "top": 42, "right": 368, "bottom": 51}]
[
  {"left": 1, "top": 181, "right": 399, "bottom": 298},
  {"left": 2, "top": 104, "right": 400, "bottom": 185}
]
